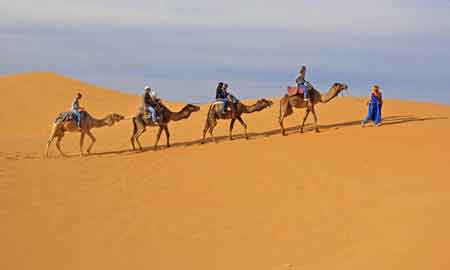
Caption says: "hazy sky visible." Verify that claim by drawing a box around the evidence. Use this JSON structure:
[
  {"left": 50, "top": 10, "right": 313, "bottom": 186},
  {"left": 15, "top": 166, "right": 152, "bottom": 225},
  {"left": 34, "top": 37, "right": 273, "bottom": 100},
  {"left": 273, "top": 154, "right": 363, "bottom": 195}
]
[{"left": 1, "top": 0, "right": 450, "bottom": 103}]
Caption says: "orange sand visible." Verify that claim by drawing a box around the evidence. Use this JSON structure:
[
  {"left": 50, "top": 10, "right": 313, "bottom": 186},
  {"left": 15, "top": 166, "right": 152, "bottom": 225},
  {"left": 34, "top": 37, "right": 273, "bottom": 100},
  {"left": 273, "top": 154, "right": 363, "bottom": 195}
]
[{"left": 1, "top": 72, "right": 449, "bottom": 270}]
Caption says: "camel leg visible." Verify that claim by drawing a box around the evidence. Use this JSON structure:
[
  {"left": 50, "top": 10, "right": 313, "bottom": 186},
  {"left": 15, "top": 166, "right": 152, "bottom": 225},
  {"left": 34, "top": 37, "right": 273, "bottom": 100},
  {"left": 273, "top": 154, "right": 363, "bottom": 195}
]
[
  {"left": 79, "top": 132, "right": 86, "bottom": 156},
  {"left": 209, "top": 118, "right": 218, "bottom": 143},
  {"left": 279, "top": 115, "right": 287, "bottom": 136},
  {"left": 202, "top": 116, "right": 217, "bottom": 143},
  {"left": 86, "top": 131, "right": 97, "bottom": 154},
  {"left": 310, "top": 105, "right": 320, "bottom": 132},
  {"left": 229, "top": 118, "right": 236, "bottom": 140},
  {"left": 45, "top": 124, "right": 60, "bottom": 157},
  {"left": 202, "top": 122, "right": 209, "bottom": 144},
  {"left": 130, "top": 135, "right": 136, "bottom": 151},
  {"left": 154, "top": 126, "right": 163, "bottom": 150},
  {"left": 130, "top": 118, "right": 137, "bottom": 151},
  {"left": 55, "top": 135, "right": 68, "bottom": 157},
  {"left": 279, "top": 98, "right": 292, "bottom": 136},
  {"left": 164, "top": 126, "right": 170, "bottom": 148},
  {"left": 209, "top": 126, "right": 216, "bottom": 143},
  {"left": 134, "top": 125, "right": 146, "bottom": 152},
  {"left": 237, "top": 116, "right": 249, "bottom": 139},
  {"left": 300, "top": 108, "right": 310, "bottom": 133},
  {"left": 45, "top": 137, "right": 54, "bottom": 158}
]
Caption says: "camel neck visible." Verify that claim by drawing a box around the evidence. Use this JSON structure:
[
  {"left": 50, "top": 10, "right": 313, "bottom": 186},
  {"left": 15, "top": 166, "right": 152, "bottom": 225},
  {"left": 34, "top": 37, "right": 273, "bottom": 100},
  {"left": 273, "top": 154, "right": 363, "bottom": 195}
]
[
  {"left": 170, "top": 106, "right": 192, "bottom": 121},
  {"left": 320, "top": 88, "right": 340, "bottom": 103},
  {"left": 90, "top": 116, "right": 109, "bottom": 128},
  {"left": 243, "top": 103, "right": 264, "bottom": 113}
]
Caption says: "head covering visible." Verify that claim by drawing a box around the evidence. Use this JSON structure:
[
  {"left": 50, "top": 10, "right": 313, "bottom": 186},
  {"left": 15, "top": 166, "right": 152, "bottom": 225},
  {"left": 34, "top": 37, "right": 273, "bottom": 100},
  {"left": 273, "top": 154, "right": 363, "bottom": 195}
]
[
  {"left": 150, "top": 89, "right": 157, "bottom": 98},
  {"left": 144, "top": 86, "right": 151, "bottom": 92}
]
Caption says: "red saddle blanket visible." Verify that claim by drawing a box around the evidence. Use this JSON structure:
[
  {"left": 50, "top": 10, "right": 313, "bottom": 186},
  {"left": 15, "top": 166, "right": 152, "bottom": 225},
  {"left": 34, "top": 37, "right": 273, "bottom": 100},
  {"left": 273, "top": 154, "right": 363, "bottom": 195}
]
[{"left": 287, "top": 86, "right": 305, "bottom": 96}]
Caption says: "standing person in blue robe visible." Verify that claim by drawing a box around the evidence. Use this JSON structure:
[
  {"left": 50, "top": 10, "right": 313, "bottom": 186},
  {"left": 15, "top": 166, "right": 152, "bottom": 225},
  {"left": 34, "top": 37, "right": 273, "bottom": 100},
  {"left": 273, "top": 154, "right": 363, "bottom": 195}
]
[{"left": 361, "top": 85, "right": 383, "bottom": 127}]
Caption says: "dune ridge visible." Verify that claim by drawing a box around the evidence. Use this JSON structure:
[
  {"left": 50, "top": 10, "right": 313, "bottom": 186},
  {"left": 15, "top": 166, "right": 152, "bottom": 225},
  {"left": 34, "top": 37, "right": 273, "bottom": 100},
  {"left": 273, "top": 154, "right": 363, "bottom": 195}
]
[{"left": 1, "top": 72, "right": 449, "bottom": 270}]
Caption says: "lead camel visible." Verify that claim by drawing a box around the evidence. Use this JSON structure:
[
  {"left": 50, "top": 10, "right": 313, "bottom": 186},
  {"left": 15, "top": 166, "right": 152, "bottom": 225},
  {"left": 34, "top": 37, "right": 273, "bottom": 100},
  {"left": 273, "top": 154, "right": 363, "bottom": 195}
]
[{"left": 279, "top": 82, "right": 348, "bottom": 135}]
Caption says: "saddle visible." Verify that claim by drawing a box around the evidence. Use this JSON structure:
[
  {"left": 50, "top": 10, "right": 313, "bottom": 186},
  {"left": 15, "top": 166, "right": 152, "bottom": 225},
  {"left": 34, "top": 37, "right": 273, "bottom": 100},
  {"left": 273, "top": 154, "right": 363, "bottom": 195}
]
[
  {"left": 55, "top": 111, "right": 88, "bottom": 126},
  {"left": 212, "top": 101, "right": 226, "bottom": 114},
  {"left": 287, "top": 86, "right": 305, "bottom": 97},
  {"left": 55, "top": 111, "right": 78, "bottom": 123}
]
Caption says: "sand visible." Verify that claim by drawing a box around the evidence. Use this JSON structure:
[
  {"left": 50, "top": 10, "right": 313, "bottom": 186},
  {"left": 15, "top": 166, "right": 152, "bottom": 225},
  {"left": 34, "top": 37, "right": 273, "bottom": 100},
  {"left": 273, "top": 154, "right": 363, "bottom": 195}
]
[{"left": 1, "top": 72, "right": 449, "bottom": 270}]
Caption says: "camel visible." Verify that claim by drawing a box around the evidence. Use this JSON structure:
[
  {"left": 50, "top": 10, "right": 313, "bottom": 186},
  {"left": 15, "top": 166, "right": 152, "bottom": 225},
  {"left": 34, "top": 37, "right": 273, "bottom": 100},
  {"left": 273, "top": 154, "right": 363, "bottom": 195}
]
[
  {"left": 202, "top": 98, "right": 273, "bottom": 143},
  {"left": 130, "top": 103, "right": 200, "bottom": 151},
  {"left": 45, "top": 112, "right": 125, "bottom": 157},
  {"left": 279, "top": 82, "right": 348, "bottom": 135}
]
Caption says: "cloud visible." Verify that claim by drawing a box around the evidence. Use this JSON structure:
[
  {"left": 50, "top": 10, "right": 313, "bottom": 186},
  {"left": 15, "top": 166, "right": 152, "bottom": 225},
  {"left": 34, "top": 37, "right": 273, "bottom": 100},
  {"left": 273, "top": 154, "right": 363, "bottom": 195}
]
[
  {"left": 1, "top": 1, "right": 449, "bottom": 103},
  {"left": 1, "top": 0, "right": 449, "bottom": 33}
]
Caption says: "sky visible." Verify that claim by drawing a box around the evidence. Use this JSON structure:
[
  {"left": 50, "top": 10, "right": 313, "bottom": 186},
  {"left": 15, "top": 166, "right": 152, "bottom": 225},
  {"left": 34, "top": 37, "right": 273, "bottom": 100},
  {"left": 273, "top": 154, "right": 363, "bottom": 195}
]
[{"left": 1, "top": 0, "right": 450, "bottom": 103}]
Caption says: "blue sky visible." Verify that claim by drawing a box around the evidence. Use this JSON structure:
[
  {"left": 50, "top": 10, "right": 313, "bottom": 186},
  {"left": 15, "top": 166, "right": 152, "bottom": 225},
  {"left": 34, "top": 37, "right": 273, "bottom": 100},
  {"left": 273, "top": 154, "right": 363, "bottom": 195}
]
[{"left": 1, "top": 0, "right": 450, "bottom": 103}]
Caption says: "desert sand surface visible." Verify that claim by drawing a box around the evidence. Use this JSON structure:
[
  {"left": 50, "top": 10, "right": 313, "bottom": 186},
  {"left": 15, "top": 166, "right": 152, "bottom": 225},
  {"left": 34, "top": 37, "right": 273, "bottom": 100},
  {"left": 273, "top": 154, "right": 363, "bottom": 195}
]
[{"left": 1, "top": 72, "right": 450, "bottom": 270}]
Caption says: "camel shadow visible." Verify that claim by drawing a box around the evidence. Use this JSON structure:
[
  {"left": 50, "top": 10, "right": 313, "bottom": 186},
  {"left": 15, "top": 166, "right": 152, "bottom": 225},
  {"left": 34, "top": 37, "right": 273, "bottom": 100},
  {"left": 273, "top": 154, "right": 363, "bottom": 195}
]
[{"left": 90, "top": 115, "right": 447, "bottom": 156}]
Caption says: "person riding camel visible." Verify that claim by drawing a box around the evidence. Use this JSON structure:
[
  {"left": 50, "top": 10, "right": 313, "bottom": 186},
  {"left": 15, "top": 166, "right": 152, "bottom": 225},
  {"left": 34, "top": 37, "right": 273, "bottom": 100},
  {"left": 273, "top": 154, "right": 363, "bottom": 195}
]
[
  {"left": 71, "top": 92, "right": 84, "bottom": 128},
  {"left": 215, "top": 82, "right": 228, "bottom": 113},
  {"left": 223, "top": 83, "right": 238, "bottom": 118},
  {"left": 215, "top": 82, "right": 236, "bottom": 118},
  {"left": 143, "top": 86, "right": 161, "bottom": 124},
  {"left": 296, "top": 65, "right": 313, "bottom": 102}
]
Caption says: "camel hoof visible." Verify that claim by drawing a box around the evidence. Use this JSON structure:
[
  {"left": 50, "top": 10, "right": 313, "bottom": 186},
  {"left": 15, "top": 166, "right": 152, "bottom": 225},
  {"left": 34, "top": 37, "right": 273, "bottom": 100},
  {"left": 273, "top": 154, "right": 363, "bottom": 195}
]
[
  {"left": 315, "top": 129, "right": 320, "bottom": 133},
  {"left": 166, "top": 145, "right": 171, "bottom": 148}
]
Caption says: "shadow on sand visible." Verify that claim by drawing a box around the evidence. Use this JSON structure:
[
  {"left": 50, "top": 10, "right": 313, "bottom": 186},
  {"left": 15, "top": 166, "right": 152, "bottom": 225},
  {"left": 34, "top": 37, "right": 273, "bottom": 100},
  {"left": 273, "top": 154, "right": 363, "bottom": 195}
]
[{"left": 88, "top": 115, "right": 447, "bottom": 157}]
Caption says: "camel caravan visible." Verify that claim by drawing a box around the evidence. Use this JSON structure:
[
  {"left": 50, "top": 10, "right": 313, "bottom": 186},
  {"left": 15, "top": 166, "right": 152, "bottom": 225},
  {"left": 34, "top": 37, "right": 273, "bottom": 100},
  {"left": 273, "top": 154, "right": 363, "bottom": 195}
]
[{"left": 45, "top": 65, "right": 357, "bottom": 157}]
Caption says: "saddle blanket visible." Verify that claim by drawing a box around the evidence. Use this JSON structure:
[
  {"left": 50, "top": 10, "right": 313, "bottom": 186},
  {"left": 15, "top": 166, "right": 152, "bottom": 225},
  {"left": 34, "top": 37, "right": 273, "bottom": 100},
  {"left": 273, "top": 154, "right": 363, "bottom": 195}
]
[
  {"left": 287, "top": 86, "right": 305, "bottom": 97},
  {"left": 55, "top": 111, "right": 76, "bottom": 123}
]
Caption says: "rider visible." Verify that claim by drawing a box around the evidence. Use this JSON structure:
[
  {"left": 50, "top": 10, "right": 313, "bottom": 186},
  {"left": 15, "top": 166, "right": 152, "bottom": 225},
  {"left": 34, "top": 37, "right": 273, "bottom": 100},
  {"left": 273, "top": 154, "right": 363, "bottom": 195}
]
[
  {"left": 223, "top": 83, "right": 237, "bottom": 118},
  {"left": 296, "top": 65, "right": 313, "bottom": 102},
  {"left": 215, "top": 82, "right": 228, "bottom": 113},
  {"left": 143, "top": 86, "right": 160, "bottom": 124},
  {"left": 71, "top": 92, "right": 84, "bottom": 128}
]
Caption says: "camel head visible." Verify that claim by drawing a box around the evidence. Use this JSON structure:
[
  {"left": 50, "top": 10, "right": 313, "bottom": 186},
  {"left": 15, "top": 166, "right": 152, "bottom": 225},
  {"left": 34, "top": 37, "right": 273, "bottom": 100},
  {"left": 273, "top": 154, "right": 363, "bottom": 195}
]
[
  {"left": 256, "top": 98, "right": 274, "bottom": 109},
  {"left": 184, "top": 104, "right": 201, "bottom": 113},
  {"left": 104, "top": 113, "right": 125, "bottom": 126},
  {"left": 332, "top": 82, "right": 348, "bottom": 96}
]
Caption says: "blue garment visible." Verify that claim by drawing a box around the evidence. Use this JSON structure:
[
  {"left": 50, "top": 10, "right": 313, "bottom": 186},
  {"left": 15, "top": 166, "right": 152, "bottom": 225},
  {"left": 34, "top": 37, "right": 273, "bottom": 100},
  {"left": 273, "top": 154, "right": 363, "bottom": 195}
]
[
  {"left": 72, "top": 110, "right": 81, "bottom": 127},
  {"left": 363, "top": 94, "right": 382, "bottom": 124},
  {"left": 71, "top": 97, "right": 81, "bottom": 127},
  {"left": 147, "top": 105, "right": 157, "bottom": 122},
  {"left": 71, "top": 98, "right": 80, "bottom": 111},
  {"left": 296, "top": 75, "right": 312, "bottom": 99},
  {"left": 297, "top": 83, "right": 310, "bottom": 99}
]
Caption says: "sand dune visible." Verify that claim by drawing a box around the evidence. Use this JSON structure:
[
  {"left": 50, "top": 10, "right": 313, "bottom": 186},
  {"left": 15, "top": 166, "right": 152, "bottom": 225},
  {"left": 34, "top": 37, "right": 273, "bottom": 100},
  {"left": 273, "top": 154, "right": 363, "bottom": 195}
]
[{"left": 1, "top": 72, "right": 449, "bottom": 270}]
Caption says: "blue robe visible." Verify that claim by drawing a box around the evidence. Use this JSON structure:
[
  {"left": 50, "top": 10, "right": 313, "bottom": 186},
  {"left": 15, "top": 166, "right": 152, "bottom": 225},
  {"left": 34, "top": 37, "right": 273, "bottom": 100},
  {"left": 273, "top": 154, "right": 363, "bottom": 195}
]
[{"left": 363, "top": 94, "right": 382, "bottom": 124}]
